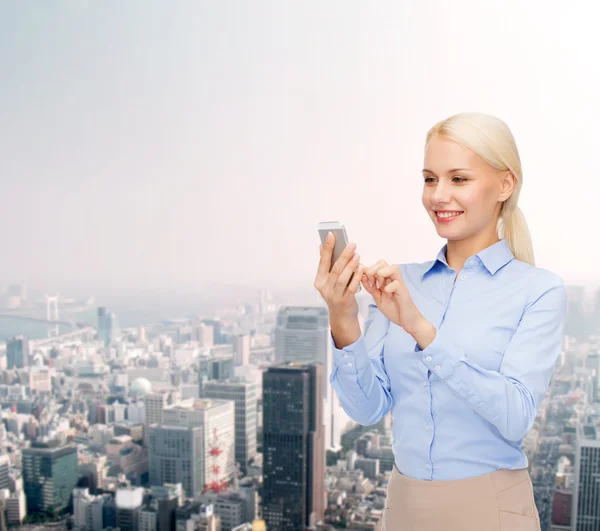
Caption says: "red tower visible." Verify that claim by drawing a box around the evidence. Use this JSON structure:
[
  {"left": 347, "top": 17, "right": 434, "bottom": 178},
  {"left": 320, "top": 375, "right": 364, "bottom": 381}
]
[{"left": 202, "top": 427, "right": 229, "bottom": 494}]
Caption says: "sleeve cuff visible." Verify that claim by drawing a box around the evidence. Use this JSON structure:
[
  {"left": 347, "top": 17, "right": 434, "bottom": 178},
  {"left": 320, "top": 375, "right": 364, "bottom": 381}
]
[
  {"left": 417, "top": 326, "right": 465, "bottom": 379},
  {"left": 330, "top": 329, "right": 370, "bottom": 373}
]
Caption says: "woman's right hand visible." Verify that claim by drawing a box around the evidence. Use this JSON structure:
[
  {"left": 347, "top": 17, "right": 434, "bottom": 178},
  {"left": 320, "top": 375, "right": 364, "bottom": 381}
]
[{"left": 313, "top": 231, "right": 364, "bottom": 320}]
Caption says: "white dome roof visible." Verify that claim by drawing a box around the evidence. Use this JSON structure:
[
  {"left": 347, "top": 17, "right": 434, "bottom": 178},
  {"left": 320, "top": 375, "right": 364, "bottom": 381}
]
[{"left": 130, "top": 377, "right": 153, "bottom": 396}]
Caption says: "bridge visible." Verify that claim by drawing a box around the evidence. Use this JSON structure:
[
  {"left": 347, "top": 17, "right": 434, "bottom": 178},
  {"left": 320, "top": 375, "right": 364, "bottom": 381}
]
[
  {"left": 0, "top": 314, "right": 90, "bottom": 328},
  {"left": 31, "top": 326, "right": 97, "bottom": 347},
  {"left": 1, "top": 293, "right": 93, "bottom": 339}
]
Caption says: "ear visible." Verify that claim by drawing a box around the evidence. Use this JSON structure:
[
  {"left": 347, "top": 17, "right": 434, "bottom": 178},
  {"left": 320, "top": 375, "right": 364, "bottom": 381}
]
[{"left": 499, "top": 171, "right": 516, "bottom": 202}]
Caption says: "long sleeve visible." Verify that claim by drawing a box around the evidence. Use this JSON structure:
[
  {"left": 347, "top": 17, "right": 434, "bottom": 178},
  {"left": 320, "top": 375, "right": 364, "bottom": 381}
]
[
  {"left": 329, "top": 302, "right": 393, "bottom": 426},
  {"left": 417, "top": 280, "right": 567, "bottom": 442}
]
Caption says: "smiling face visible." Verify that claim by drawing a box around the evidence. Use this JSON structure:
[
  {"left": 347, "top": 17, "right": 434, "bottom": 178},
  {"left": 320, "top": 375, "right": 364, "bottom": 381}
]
[{"left": 422, "top": 134, "right": 515, "bottom": 243}]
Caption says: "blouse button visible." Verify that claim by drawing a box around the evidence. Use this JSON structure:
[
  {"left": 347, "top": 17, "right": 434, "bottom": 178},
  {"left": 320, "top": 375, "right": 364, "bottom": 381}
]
[
  {"left": 347, "top": 362, "right": 353, "bottom": 368},
  {"left": 435, "top": 365, "right": 441, "bottom": 371},
  {"left": 343, "top": 353, "right": 349, "bottom": 359},
  {"left": 460, "top": 275, "right": 466, "bottom": 281},
  {"left": 426, "top": 356, "right": 432, "bottom": 361}
]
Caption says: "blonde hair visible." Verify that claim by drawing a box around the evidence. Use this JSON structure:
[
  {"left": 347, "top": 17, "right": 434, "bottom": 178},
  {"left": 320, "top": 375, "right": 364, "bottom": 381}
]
[{"left": 425, "top": 112, "right": 535, "bottom": 266}]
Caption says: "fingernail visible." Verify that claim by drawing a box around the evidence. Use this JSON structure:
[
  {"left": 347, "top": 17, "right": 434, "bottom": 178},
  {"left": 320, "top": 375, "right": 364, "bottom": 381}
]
[
  {"left": 326, "top": 231, "right": 333, "bottom": 241},
  {"left": 353, "top": 253, "right": 360, "bottom": 262}
]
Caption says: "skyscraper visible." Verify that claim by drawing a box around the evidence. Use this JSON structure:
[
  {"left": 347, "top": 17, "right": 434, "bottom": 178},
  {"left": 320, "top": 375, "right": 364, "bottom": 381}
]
[
  {"left": 201, "top": 319, "right": 224, "bottom": 344},
  {"left": 198, "top": 352, "right": 234, "bottom": 383},
  {"left": 233, "top": 334, "right": 250, "bottom": 367},
  {"left": 6, "top": 336, "right": 29, "bottom": 369},
  {"left": 22, "top": 441, "right": 78, "bottom": 514},
  {"left": 97, "top": 306, "right": 119, "bottom": 347},
  {"left": 148, "top": 425, "right": 204, "bottom": 499},
  {"left": 275, "top": 306, "right": 348, "bottom": 450},
  {"left": 162, "top": 398, "right": 236, "bottom": 489},
  {"left": 199, "top": 379, "right": 258, "bottom": 474},
  {"left": 150, "top": 483, "right": 183, "bottom": 531},
  {"left": 572, "top": 423, "right": 600, "bottom": 530},
  {"left": 144, "top": 390, "right": 181, "bottom": 426},
  {"left": 262, "top": 362, "right": 325, "bottom": 530},
  {"left": 0, "top": 455, "right": 9, "bottom": 491}
]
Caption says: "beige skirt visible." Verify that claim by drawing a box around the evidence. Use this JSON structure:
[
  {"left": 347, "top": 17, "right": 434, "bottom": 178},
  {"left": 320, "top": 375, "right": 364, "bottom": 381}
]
[{"left": 383, "top": 463, "right": 541, "bottom": 531}]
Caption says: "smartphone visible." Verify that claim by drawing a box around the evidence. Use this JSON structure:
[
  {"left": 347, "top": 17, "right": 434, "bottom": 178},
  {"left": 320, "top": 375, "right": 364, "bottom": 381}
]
[{"left": 317, "top": 220, "right": 362, "bottom": 292}]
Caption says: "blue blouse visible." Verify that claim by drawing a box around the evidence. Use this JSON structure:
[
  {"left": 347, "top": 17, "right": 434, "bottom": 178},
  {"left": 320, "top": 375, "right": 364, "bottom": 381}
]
[{"left": 329, "top": 239, "right": 567, "bottom": 480}]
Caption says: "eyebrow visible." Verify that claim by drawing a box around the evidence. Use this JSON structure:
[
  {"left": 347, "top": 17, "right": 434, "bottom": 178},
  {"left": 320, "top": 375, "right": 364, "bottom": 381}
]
[{"left": 422, "top": 168, "right": 474, "bottom": 174}]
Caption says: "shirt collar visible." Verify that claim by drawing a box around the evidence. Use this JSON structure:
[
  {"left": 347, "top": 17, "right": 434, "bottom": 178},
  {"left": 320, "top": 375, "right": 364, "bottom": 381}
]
[{"left": 420, "top": 238, "right": 514, "bottom": 279}]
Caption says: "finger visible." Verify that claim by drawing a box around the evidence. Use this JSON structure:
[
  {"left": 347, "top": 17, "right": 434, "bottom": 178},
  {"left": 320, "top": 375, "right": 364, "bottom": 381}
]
[
  {"left": 374, "top": 264, "right": 398, "bottom": 279},
  {"left": 362, "top": 275, "right": 382, "bottom": 305},
  {"left": 383, "top": 280, "right": 400, "bottom": 295},
  {"left": 347, "top": 263, "right": 364, "bottom": 294},
  {"left": 375, "top": 265, "right": 403, "bottom": 288},
  {"left": 365, "top": 260, "right": 388, "bottom": 285},
  {"left": 331, "top": 242, "right": 356, "bottom": 276},
  {"left": 365, "top": 260, "right": 388, "bottom": 277},
  {"left": 334, "top": 252, "right": 360, "bottom": 295},
  {"left": 365, "top": 260, "right": 387, "bottom": 276},
  {"left": 317, "top": 233, "right": 335, "bottom": 273}
]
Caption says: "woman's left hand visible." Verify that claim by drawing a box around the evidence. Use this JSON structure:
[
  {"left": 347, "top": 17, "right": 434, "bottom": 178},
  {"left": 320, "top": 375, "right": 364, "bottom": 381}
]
[{"left": 361, "top": 260, "right": 424, "bottom": 334}]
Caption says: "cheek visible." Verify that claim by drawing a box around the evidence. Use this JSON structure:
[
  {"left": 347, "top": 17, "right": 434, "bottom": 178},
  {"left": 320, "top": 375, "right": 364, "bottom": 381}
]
[
  {"left": 456, "top": 189, "right": 482, "bottom": 210},
  {"left": 422, "top": 188, "right": 433, "bottom": 207}
]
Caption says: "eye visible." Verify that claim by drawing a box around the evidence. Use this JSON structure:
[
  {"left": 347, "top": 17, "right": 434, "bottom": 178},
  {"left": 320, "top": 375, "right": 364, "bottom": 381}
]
[{"left": 423, "top": 176, "right": 467, "bottom": 183}]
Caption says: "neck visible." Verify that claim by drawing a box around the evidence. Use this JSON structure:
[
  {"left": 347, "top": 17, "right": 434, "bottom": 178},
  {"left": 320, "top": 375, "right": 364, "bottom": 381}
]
[{"left": 446, "top": 232, "right": 500, "bottom": 273}]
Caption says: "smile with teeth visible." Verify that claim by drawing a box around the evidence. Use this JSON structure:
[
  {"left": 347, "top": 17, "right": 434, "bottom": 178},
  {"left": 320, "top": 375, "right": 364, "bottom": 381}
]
[{"left": 436, "top": 211, "right": 463, "bottom": 218}]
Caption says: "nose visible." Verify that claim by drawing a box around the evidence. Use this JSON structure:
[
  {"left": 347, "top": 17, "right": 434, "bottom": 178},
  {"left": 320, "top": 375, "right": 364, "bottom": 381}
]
[{"left": 431, "top": 185, "right": 452, "bottom": 205}]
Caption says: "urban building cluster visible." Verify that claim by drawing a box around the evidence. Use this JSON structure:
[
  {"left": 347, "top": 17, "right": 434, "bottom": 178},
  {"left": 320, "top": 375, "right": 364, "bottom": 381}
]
[{"left": 0, "top": 283, "right": 598, "bottom": 530}]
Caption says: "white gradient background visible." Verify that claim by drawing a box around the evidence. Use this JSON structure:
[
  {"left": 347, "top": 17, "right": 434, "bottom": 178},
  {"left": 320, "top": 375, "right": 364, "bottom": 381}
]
[{"left": 1, "top": 1, "right": 598, "bottom": 302}]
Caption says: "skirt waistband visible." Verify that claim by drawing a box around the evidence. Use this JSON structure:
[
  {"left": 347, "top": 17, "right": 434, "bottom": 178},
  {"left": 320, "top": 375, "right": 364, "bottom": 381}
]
[{"left": 392, "top": 463, "right": 530, "bottom": 491}]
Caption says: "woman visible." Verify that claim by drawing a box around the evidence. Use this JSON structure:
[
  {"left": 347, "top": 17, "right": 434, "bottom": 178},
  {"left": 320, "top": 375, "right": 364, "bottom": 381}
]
[{"left": 313, "top": 112, "right": 567, "bottom": 530}]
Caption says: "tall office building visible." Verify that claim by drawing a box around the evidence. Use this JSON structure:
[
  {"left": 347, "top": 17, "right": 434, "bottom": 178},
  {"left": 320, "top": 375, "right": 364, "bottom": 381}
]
[
  {"left": 262, "top": 362, "right": 325, "bottom": 530},
  {"left": 162, "top": 398, "right": 236, "bottom": 489},
  {"left": 0, "top": 455, "right": 9, "bottom": 491},
  {"left": 198, "top": 352, "right": 234, "bottom": 383},
  {"left": 199, "top": 379, "right": 258, "bottom": 474},
  {"left": 116, "top": 487, "right": 144, "bottom": 531},
  {"left": 233, "top": 335, "right": 250, "bottom": 367},
  {"left": 3, "top": 489, "right": 26, "bottom": 526},
  {"left": 6, "top": 336, "right": 29, "bottom": 369},
  {"left": 150, "top": 483, "right": 183, "bottom": 531},
  {"left": 201, "top": 319, "right": 224, "bottom": 344},
  {"left": 97, "top": 307, "right": 119, "bottom": 347},
  {"left": 275, "top": 306, "right": 348, "bottom": 450},
  {"left": 148, "top": 425, "right": 204, "bottom": 499},
  {"left": 194, "top": 322, "right": 215, "bottom": 348},
  {"left": 139, "top": 502, "right": 159, "bottom": 531},
  {"left": 572, "top": 423, "right": 600, "bottom": 530},
  {"left": 22, "top": 441, "right": 78, "bottom": 514},
  {"left": 73, "top": 488, "right": 104, "bottom": 531},
  {"left": 144, "top": 390, "right": 181, "bottom": 426}
]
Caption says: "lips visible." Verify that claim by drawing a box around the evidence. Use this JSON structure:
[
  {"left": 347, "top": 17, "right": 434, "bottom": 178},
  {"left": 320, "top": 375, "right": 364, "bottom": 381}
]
[{"left": 435, "top": 211, "right": 464, "bottom": 223}]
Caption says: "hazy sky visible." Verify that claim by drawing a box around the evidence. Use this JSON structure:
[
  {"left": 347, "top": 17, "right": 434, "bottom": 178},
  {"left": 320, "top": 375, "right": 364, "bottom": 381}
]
[{"left": 1, "top": 1, "right": 599, "bottom": 303}]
